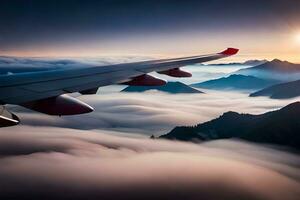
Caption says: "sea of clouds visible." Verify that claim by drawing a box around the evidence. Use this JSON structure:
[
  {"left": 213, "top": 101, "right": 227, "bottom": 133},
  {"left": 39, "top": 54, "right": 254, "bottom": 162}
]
[
  {"left": 10, "top": 91, "right": 300, "bottom": 135},
  {"left": 3, "top": 91, "right": 300, "bottom": 200},
  {"left": 1, "top": 57, "right": 300, "bottom": 199},
  {"left": 0, "top": 125, "right": 299, "bottom": 200}
]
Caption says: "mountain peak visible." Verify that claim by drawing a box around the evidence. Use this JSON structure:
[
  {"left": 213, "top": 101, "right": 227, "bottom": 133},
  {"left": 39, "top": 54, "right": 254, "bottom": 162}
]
[
  {"left": 270, "top": 59, "right": 291, "bottom": 65},
  {"left": 271, "top": 58, "right": 282, "bottom": 63},
  {"left": 122, "top": 81, "right": 203, "bottom": 94},
  {"left": 242, "top": 59, "right": 268, "bottom": 66},
  {"left": 191, "top": 74, "right": 277, "bottom": 91},
  {"left": 228, "top": 74, "right": 259, "bottom": 80},
  {"left": 228, "top": 74, "right": 245, "bottom": 78},
  {"left": 250, "top": 80, "right": 300, "bottom": 99},
  {"left": 280, "top": 101, "right": 300, "bottom": 112},
  {"left": 221, "top": 111, "right": 240, "bottom": 118},
  {"left": 236, "top": 59, "right": 300, "bottom": 80}
]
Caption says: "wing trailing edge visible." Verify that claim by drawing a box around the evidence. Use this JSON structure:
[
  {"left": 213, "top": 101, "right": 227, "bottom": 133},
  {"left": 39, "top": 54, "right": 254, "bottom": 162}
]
[{"left": 158, "top": 68, "right": 192, "bottom": 77}]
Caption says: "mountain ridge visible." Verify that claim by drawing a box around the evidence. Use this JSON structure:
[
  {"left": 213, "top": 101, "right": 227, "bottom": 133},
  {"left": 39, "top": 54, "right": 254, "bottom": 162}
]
[
  {"left": 237, "top": 59, "right": 300, "bottom": 73},
  {"left": 208, "top": 59, "right": 267, "bottom": 66},
  {"left": 160, "top": 102, "right": 300, "bottom": 149},
  {"left": 190, "top": 74, "right": 279, "bottom": 91},
  {"left": 122, "top": 81, "right": 203, "bottom": 94},
  {"left": 235, "top": 59, "right": 300, "bottom": 81},
  {"left": 250, "top": 79, "right": 300, "bottom": 99}
]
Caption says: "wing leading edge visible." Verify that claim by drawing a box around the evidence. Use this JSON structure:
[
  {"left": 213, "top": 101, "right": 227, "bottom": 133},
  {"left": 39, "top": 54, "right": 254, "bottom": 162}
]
[
  {"left": 0, "top": 48, "right": 238, "bottom": 105},
  {"left": 0, "top": 48, "right": 238, "bottom": 126}
]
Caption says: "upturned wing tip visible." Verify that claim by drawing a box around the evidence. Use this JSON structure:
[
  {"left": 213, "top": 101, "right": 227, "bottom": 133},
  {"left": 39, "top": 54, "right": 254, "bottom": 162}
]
[{"left": 220, "top": 48, "right": 239, "bottom": 55}]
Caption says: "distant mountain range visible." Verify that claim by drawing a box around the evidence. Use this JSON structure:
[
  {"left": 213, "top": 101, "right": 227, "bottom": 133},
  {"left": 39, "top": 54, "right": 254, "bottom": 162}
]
[
  {"left": 121, "top": 59, "right": 299, "bottom": 97},
  {"left": 122, "top": 81, "right": 203, "bottom": 94},
  {"left": 190, "top": 74, "right": 279, "bottom": 91},
  {"left": 160, "top": 102, "right": 300, "bottom": 149},
  {"left": 235, "top": 59, "right": 300, "bottom": 81},
  {"left": 250, "top": 79, "right": 300, "bottom": 99},
  {"left": 209, "top": 59, "right": 267, "bottom": 66}
]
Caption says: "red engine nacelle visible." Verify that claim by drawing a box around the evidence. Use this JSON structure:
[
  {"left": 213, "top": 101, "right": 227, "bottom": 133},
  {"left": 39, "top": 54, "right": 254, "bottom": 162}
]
[
  {"left": 22, "top": 95, "right": 94, "bottom": 116},
  {"left": 158, "top": 68, "right": 192, "bottom": 77}
]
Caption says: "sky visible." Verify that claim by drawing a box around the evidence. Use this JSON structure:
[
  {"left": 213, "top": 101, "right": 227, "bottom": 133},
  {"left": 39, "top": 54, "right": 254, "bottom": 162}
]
[{"left": 1, "top": 0, "right": 300, "bottom": 62}]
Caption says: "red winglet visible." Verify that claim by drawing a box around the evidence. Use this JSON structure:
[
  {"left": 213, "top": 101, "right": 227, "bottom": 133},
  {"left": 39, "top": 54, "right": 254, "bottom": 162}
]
[{"left": 220, "top": 48, "right": 239, "bottom": 55}]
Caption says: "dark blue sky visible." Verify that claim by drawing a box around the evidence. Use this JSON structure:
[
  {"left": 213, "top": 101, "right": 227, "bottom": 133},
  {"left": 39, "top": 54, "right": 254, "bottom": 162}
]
[{"left": 1, "top": 0, "right": 300, "bottom": 61}]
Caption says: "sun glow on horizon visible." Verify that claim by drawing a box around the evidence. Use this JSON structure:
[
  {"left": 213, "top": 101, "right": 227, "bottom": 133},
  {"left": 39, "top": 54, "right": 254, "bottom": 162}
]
[
  {"left": 1, "top": 30, "right": 300, "bottom": 64},
  {"left": 295, "top": 32, "right": 300, "bottom": 45}
]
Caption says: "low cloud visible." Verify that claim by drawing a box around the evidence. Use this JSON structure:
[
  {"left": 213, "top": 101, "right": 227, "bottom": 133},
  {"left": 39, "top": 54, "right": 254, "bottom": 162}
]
[
  {"left": 10, "top": 91, "right": 300, "bottom": 135},
  {"left": 0, "top": 126, "right": 299, "bottom": 200}
]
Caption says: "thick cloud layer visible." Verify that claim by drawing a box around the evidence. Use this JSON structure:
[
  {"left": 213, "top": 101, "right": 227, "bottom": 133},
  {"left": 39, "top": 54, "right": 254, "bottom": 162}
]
[
  {"left": 10, "top": 91, "right": 300, "bottom": 135},
  {"left": 3, "top": 91, "right": 300, "bottom": 199},
  {"left": 0, "top": 126, "right": 299, "bottom": 200}
]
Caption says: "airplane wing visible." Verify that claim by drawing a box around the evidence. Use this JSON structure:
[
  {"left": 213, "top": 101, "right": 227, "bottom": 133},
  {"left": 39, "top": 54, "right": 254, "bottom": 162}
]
[{"left": 0, "top": 48, "right": 238, "bottom": 126}]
